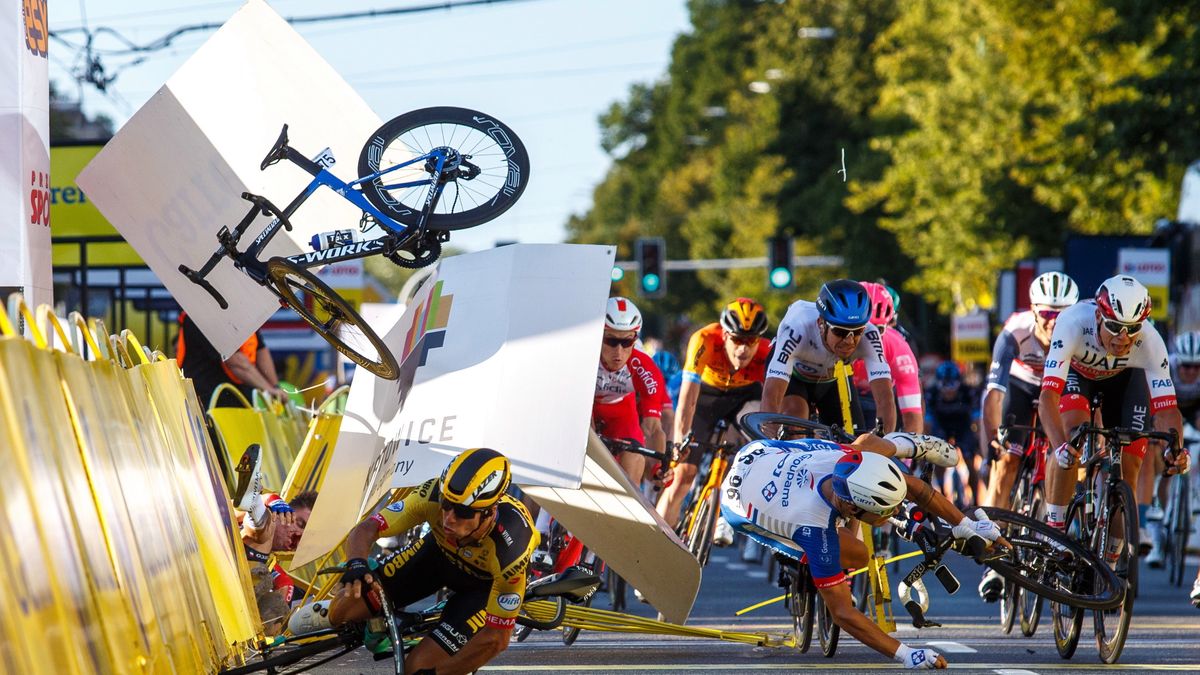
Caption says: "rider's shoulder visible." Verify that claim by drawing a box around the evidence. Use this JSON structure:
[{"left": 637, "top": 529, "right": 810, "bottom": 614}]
[
  {"left": 414, "top": 478, "right": 440, "bottom": 501},
  {"left": 490, "top": 496, "right": 537, "bottom": 570}
]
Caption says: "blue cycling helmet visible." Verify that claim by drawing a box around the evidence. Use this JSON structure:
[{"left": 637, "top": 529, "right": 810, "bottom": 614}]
[
  {"left": 816, "top": 279, "right": 871, "bottom": 328},
  {"left": 935, "top": 361, "right": 961, "bottom": 383}
]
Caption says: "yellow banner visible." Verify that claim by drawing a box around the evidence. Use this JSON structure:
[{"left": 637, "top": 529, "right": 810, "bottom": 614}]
[{"left": 50, "top": 145, "right": 143, "bottom": 266}]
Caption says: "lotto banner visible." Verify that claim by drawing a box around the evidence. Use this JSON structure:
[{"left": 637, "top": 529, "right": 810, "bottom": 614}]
[
  {"left": 0, "top": 0, "right": 52, "bottom": 307},
  {"left": 951, "top": 311, "right": 990, "bottom": 363},
  {"left": 1117, "top": 248, "right": 1170, "bottom": 321},
  {"left": 294, "top": 244, "right": 613, "bottom": 567}
]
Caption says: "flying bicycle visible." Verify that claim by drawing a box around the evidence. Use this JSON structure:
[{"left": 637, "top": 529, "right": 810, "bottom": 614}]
[{"left": 179, "top": 107, "right": 529, "bottom": 380}]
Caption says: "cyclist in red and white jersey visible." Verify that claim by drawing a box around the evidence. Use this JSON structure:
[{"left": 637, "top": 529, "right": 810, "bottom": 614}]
[
  {"left": 1039, "top": 275, "right": 1190, "bottom": 542},
  {"left": 852, "top": 282, "right": 923, "bottom": 433},
  {"left": 764, "top": 279, "right": 895, "bottom": 434},
  {"left": 977, "top": 271, "right": 1077, "bottom": 600},
  {"left": 594, "top": 296, "right": 668, "bottom": 482}
]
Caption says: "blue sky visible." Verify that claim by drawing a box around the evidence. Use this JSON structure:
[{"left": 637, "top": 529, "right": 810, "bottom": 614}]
[{"left": 50, "top": 0, "right": 691, "bottom": 252}]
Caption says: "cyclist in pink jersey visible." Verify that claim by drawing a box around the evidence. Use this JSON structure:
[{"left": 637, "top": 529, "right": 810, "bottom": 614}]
[{"left": 853, "top": 282, "right": 923, "bottom": 433}]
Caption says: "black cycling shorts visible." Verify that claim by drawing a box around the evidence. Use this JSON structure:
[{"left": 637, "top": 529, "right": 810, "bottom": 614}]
[
  {"left": 376, "top": 534, "right": 492, "bottom": 655},
  {"left": 1061, "top": 367, "right": 1151, "bottom": 458},
  {"left": 682, "top": 382, "right": 761, "bottom": 465},
  {"left": 996, "top": 378, "right": 1040, "bottom": 458},
  {"left": 784, "top": 375, "right": 865, "bottom": 433}
]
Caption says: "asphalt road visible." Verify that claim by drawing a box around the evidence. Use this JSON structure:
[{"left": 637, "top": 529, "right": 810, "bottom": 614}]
[{"left": 313, "top": 538, "right": 1200, "bottom": 674}]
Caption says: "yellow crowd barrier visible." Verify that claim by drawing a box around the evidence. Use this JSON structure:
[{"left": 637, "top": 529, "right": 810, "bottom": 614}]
[{"left": 0, "top": 296, "right": 263, "bottom": 673}]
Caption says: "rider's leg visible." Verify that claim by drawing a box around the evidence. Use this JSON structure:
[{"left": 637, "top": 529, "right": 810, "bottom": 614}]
[
  {"left": 838, "top": 527, "right": 868, "bottom": 570},
  {"left": 655, "top": 446, "right": 700, "bottom": 528},
  {"left": 1043, "top": 399, "right": 1090, "bottom": 529},
  {"left": 985, "top": 452, "right": 1022, "bottom": 510},
  {"left": 618, "top": 451, "right": 646, "bottom": 487},
  {"left": 404, "top": 580, "right": 499, "bottom": 674}
]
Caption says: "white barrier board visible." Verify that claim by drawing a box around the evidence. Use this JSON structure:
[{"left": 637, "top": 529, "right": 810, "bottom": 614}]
[
  {"left": 523, "top": 431, "right": 703, "bottom": 625},
  {"left": 294, "top": 243, "right": 614, "bottom": 566},
  {"left": 77, "top": 0, "right": 381, "bottom": 357}
]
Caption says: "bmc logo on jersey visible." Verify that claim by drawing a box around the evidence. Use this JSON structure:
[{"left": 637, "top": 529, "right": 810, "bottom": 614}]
[
  {"left": 497, "top": 593, "right": 521, "bottom": 612},
  {"left": 761, "top": 481, "right": 778, "bottom": 502}
]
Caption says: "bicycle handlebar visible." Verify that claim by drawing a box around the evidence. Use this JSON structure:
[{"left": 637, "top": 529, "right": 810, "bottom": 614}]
[{"left": 598, "top": 436, "right": 672, "bottom": 464}]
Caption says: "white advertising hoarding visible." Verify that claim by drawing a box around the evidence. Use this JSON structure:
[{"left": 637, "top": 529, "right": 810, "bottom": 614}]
[
  {"left": 1118, "top": 247, "right": 1170, "bottom": 320},
  {"left": 77, "top": 0, "right": 381, "bottom": 357},
  {"left": 294, "top": 244, "right": 615, "bottom": 566},
  {"left": 0, "top": 0, "right": 51, "bottom": 307}
]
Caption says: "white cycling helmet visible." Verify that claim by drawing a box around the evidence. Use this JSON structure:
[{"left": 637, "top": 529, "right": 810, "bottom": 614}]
[
  {"left": 831, "top": 451, "right": 907, "bottom": 515},
  {"left": 1029, "top": 272, "right": 1079, "bottom": 308},
  {"left": 1175, "top": 332, "right": 1200, "bottom": 365},
  {"left": 1095, "top": 275, "right": 1152, "bottom": 324},
  {"left": 605, "top": 296, "right": 642, "bottom": 333}
]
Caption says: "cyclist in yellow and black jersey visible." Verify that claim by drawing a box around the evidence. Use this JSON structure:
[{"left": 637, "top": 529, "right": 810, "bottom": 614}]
[{"left": 328, "top": 448, "right": 538, "bottom": 675}]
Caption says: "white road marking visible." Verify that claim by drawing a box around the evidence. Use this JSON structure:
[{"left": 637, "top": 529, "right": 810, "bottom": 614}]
[
  {"left": 747, "top": 571, "right": 767, "bottom": 579},
  {"left": 994, "top": 670, "right": 1040, "bottom": 675},
  {"left": 924, "top": 640, "right": 976, "bottom": 653},
  {"left": 724, "top": 562, "right": 749, "bottom": 570}
]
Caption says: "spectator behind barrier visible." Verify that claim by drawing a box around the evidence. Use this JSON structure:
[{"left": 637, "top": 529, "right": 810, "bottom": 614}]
[{"left": 176, "top": 311, "right": 288, "bottom": 407}]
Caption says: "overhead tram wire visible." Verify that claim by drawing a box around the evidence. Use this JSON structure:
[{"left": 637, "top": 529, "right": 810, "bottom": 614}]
[{"left": 50, "top": 0, "right": 547, "bottom": 91}]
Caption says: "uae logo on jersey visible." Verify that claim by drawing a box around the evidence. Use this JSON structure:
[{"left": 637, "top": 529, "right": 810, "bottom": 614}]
[{"left": 761, "top": 481, "right": 778, "bottom": 502}]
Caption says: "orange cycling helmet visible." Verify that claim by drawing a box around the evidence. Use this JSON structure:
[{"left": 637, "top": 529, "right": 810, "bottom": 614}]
[{"left": 720, "top": 298, "right": 769, "bottom": 336}]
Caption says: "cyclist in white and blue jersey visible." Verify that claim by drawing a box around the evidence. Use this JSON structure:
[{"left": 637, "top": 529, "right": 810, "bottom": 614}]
[{"left": 720, "top": 432, "right": 1004, "bottom": 669}]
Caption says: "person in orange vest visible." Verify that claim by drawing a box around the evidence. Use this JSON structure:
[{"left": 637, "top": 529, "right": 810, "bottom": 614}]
[{"left": 176, "top": 312, "right": 288, "bottom": 406}]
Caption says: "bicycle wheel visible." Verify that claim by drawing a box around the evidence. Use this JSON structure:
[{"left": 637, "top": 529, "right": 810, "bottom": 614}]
[
  {"left": 817, "top": 581, "right": 841, "bottom": 657},
  {"left": 1166, "top": 475, "right": 1190, "bottom": 587},
  {"left": 1094, "top": 481, "right": 1137, "bottom": 664},
  {"left": 561, "top": 591, "right": 593, "bottom": 646},
  {"left": 267, "top": 258, "right": 398, "bottom": 379},
  {"left": 685, "top": 490, "right": 718, "bottom": 567},
  {"left": 788, "top": 568, "right": 815, "bottom": 653},
  {"left": 1019, "top": 484, "right": 1046, "bottom": 637},
  {"left": 1051, "top": 499, "right": 1086, "bottom": 659},
  {"left": 358, "top": 107, "right": 530, "bottom": 231},
  {"left": 977, "top": 506, "right": 1123, "bottom": 611}
]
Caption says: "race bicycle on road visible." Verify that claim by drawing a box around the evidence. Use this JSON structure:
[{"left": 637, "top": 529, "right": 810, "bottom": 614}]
[{"left": 180, "top": 107, "right": 529, "bottom": 380}]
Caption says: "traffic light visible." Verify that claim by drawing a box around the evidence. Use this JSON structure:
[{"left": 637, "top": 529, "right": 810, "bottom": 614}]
[
  {"left": 767, "top": 235, "right": 794, "bottom": 290},
  {"left": 636, "top": 237, "right": 666, "bottom": 298}
]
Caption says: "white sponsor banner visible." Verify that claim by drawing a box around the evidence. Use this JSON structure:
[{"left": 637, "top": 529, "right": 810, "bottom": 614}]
[
  {"left": 78, "top": 0, "right": 380, "bottom": 357},
  {"left": 1179, "top": 159, "right": 1200, "bottom": 225},
  {"left": 524, "top": 431, "right": 702, "bottom": 624},
  {"left": 0, "top": 0, "right": 51, "bottom": 307},
  {"left": 294, "top": 243, "right": 614, "bottom": 567},
  {"left": 951, "top": 310, "right": 990, "bottom": 363},
  {"left": 1118, "top": 247, "right": 1170, "bottom": 320}
]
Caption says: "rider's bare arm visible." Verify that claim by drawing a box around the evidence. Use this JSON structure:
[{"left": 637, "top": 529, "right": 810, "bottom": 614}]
[
  {"left": 1037, "top": 388, "right": 1070, "bottom": 451},
  {"left": 982, "top": 388, "right": 1003, "bottom": 452},
  {"left": 817, "top": 580, "right": 947, "bottom": 668},
  {"left": 869, "top": 377, "right": 898, "bottom": 433},
  {"left": 674, "top": 379, "right": 702, "bottom": 444},
  {"left": 761, "top": 376, "right": 787, "bottom": 415}
]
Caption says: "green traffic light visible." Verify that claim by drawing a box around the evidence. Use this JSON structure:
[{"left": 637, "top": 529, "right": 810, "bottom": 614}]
[
  {"left": 770, "top": 267, "right": 793, "bottom": 289},
  {"left": 642, "top": 273, "right": 661, "bottom": 292},
  {"left": 611, "top": 266, "right": 625, "bottom": 282}
]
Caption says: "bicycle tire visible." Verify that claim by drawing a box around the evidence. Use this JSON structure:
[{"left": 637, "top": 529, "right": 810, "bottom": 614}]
[
  {"left": 817, "top": 582, "right": 841, "bottom": 657},
  {"left": 358, "top": 107, "right": 530, "bottom": 231},
  {"left": 686, "top": 490, "right": 717, "bottom": 567},
  {"left": 267, "top": 258, "right": 399, "bottom": 379},
  {"left": 788, "top": 570, "right": 815, "bottom": 653},
  {"left": 1051, "top": 498, "right": 1086, "bottom": 659},
  {"left": 219, "top": 633, "right": 358, "bottom": 675},
  {"left": 1094, "top": 480, "right": 1137, "bottom": 664},
  {"left": 561, "top": 591, "right": 593, "bottom": 646},
  {"left": 977, "top": 507, "right": 1123, "bottom": 611},
  {"left": 1166, "top": 475, "right": 1190, "bottom": 587},
  {"left": 1019, "top": 484, "right": 1046, "bottom": 637}
]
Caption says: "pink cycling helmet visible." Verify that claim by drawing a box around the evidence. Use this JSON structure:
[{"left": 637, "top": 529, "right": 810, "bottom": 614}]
[{"left": 860, "top": 281, "right": 895, "bottom": 327}]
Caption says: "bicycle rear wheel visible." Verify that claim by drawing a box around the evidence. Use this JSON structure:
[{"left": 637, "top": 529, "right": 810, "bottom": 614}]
[
  {"left": 817, "top": 581, "right": 841, "bottom": 657},
  {"left": 977, "top": 506, "right": 1122, "bottom": 610},
  {"left": 788, "top": 568, "right": 815, "bottom": 654},
  {"left": 1094, "top": 481, "right": 1137, "bottom": 664},
  {"left": 1166, "top": 475, "right": 1191, "bottom": 587},
  {"left": 267, "top": 258, "right": 398, "bottom": 379},
  {"left": 358, "top": 107, "right": 530, "bottom": 231},
  {"left": 1051, "top": 499, "right": 1086, "bottom": 659},
  {"left": 1018, "top": 484, "right": 1046, "bottom": 637},
  {"left": 685, "top": 490, "right": 718, "bottom": 567}
]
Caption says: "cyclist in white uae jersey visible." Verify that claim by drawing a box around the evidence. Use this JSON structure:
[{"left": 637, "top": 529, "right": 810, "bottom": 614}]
[
  {"left": 720, "top": 431, "right": 991, "bottom": 669},
  {"left": 1039, "top": 276, "right": 1190, "bottom": 541},
  {"left": 764, "top": 280, "right": 895, "bottom": 434}
]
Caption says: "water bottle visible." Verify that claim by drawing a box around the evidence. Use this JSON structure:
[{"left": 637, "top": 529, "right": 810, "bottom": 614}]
[{"left": 309, "top": 228, "right": 358, "bottom": 251}]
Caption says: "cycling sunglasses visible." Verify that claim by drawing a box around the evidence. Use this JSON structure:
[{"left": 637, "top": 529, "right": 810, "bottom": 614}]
[
  {"left": 439, "top": 499, "right": 486, "bottom": 519},
  {"left": 1100, "top": 319, "right": 1143, "bottom": 336},
  {"left": 602, "top": 336, "right": 637, "bottom": 348},
  {"left": 1035, "top": 309, "right": 1061, "bottom": 321},
  {"left": 725, "top": 333, "right": 759, "bottom": 346},
  {"left": 827, "top": 325, "right": 867, "bottom": 340}
]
